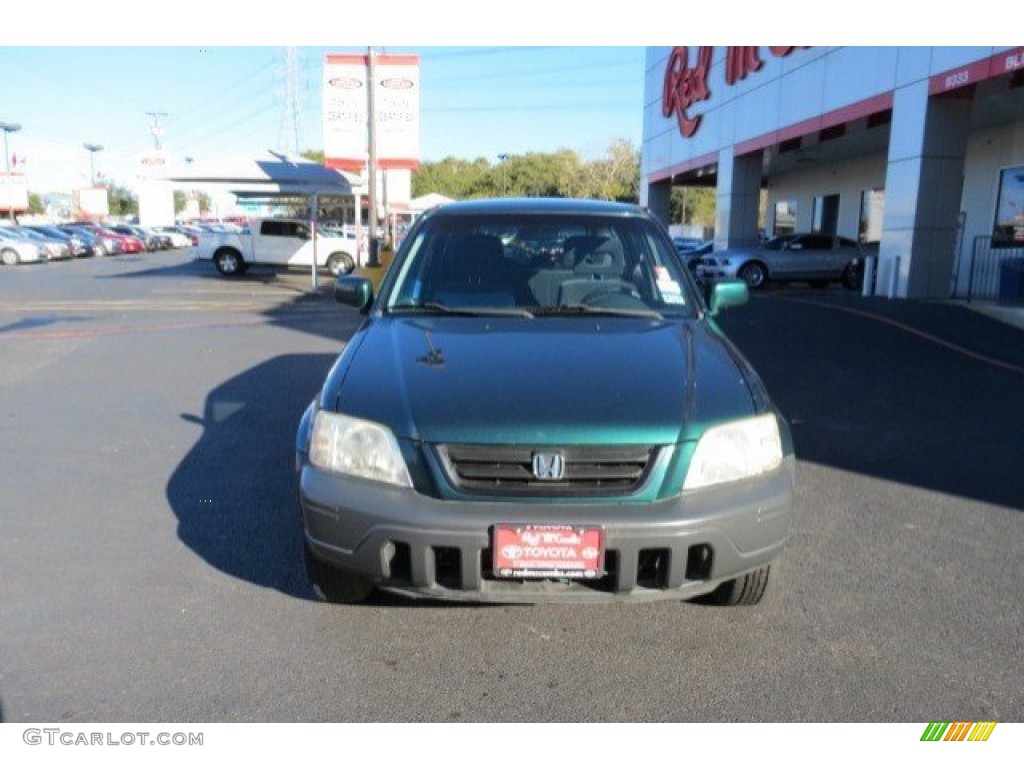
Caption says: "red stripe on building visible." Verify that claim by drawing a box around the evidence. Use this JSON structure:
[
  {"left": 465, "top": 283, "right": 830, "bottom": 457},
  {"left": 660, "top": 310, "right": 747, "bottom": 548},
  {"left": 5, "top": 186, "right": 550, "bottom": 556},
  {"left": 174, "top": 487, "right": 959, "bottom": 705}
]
[
  {"left": 733, "top": 92, "right": 893, "bottom": 158},
  {"left": 649, "top": 151, "right": 719, "bottom": 183},
  {"left": 930, "top": 47, "right": 1024, "bottom": 95}
]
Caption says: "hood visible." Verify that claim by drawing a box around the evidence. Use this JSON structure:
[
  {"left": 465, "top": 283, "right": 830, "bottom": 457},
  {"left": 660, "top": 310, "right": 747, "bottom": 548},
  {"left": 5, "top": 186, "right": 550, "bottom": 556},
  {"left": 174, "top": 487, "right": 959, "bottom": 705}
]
[{"left": 330, "top": 316, "right": 757, "bottom": 445}]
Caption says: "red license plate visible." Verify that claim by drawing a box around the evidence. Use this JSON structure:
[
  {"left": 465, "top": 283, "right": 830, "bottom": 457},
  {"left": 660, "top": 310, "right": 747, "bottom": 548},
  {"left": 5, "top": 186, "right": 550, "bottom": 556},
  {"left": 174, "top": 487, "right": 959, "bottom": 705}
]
[{"left": 493, "top": 525, "right": 604, "bottom": 579}]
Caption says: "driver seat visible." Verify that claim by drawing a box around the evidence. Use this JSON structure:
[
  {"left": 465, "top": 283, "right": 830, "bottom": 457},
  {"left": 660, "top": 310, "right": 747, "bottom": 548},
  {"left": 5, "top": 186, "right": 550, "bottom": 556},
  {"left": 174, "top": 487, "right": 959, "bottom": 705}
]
[{"left": 557, "top": 237, "right": 628, "bottom": 306}]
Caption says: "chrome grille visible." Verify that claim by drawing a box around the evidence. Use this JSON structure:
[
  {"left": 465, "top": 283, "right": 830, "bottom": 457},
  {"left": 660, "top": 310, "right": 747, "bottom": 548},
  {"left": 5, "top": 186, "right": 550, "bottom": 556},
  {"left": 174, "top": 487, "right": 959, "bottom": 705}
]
[{"left": 437, "top": 444, "right": 656, "bottom": 497}]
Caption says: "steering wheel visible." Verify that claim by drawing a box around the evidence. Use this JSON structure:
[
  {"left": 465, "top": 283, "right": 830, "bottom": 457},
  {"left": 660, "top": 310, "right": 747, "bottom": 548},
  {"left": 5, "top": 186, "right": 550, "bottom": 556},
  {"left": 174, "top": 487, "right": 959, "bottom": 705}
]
[{"left": 579, "top": 284, "right": 644, "bottom": 306}]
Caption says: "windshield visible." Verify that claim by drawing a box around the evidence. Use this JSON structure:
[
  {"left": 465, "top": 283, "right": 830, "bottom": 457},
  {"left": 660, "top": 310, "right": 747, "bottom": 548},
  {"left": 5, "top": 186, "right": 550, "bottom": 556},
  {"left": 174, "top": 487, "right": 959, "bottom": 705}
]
[{"left": 384, "top": 213, "right": 696, "bottom": 318}]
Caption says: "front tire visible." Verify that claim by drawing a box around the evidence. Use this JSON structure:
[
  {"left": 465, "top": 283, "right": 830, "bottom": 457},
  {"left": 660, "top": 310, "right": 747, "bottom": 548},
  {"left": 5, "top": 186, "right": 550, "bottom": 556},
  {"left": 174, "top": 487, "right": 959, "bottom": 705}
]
[
  {"left": 1, "top": 248, "right": 19, "bottom": 266},
  {"left": 304, "top": 542, "right": 375, "bottom": 604},
  {"left": 326, "top": 252, "right": 355, "bottom": 277},
  {"left": 738, "top": 261, "right": 768, "bottom": 290},
  {"left": 693, "top": 565, "right": 772, "bottom": 606},
  {"left": 214, "top": 249, "right": 243, "bottom": 277}
]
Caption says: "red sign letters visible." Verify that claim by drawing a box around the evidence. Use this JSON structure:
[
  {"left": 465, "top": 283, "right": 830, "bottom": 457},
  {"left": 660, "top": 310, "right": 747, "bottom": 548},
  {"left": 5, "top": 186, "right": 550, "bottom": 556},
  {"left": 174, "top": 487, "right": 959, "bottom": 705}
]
[{"left": 663, "top": 46, "right": 802, "bottom": 138}]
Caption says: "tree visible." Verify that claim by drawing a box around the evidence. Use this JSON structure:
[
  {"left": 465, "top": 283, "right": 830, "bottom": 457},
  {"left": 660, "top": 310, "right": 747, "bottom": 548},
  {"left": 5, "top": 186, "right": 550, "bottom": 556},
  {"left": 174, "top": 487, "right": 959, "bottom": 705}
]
[
  {"left": 106, "top": 183, "right": 137, "bottom": 217},
  {"left": 577, "top": 139, "right": 639, "bottom": 202},
  {"left": 301, "top": 149, "right": 325, "bottom": 164},
  {"left": 671, "top": 186, "right": 716, "bottom": 229},
  {"left": 411, "top": 140, "right": 640, "bottom": 203},
  {"left": 28, "top": 193, "right": 45, "bottom": 214}
]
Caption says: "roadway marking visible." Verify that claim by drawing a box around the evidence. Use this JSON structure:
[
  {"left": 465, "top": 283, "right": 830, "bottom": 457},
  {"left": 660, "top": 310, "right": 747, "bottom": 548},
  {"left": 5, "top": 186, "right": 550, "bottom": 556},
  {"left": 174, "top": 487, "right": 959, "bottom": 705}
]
[
  {"left": 0, "top": 316, "right": 270, "bottom": 341},
  {"left": 780, "top": 297, "right": 1024, "bottom": 376}
]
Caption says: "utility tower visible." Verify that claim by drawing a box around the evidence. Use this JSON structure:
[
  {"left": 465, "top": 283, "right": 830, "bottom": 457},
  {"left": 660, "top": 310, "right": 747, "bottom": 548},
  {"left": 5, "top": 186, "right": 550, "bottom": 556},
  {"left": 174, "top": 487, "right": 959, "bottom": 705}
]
[
  {"left": 279, "top": 47, "right": 302, "bottom": 156},
  {"left": 147, "top": 111, "right": 168, "bottom": 150}
]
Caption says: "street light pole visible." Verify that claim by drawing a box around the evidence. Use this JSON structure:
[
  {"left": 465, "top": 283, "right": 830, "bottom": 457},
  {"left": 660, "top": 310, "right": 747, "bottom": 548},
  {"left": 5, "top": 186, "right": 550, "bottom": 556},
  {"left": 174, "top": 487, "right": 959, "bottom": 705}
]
[
  {"left": 1, "top": 121, "right": 22, "bottom": 223},
  {"left": 83, "top": 143, "right": 104, "bottom": 186},
  {"left": 365, "top": 46, "right": 381, "bottom": 268},
  {"left": 498, "top": 153, "right": 509, "bottom": 197}
]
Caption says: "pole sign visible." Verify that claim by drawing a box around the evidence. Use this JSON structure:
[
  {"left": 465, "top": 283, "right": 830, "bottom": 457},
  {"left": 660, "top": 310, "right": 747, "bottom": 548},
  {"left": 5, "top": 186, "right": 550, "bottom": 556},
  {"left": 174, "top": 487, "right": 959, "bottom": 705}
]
[
  {"left": 324, "top": 53, "right": 420, "bottom": 172},
  {"left": 1, "top": 173, "right": 29, "bottom": 213}
]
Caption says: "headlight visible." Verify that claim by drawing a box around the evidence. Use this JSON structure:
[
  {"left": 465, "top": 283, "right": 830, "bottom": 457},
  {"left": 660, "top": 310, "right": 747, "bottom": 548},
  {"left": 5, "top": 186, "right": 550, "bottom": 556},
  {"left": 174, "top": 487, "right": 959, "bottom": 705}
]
[
  {"left": 309, "top": 411, "right": 412, "bottom": 487},
  {"left": 684, "top": 413, "right": 783, "bottom": 490}
]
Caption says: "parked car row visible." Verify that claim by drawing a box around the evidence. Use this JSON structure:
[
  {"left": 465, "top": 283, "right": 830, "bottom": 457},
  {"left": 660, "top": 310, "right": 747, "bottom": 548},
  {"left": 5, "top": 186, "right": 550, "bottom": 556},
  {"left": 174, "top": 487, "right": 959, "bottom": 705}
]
[{"left": 0, "top": 221, "right": 195, "bottom": 265}]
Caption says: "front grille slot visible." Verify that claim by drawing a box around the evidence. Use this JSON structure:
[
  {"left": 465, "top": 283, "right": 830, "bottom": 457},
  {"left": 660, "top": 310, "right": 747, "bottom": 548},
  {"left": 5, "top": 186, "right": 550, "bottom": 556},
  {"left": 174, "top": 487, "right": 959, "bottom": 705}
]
[{"left": 438, "top": 444, "right": 657, "bottom": 497}]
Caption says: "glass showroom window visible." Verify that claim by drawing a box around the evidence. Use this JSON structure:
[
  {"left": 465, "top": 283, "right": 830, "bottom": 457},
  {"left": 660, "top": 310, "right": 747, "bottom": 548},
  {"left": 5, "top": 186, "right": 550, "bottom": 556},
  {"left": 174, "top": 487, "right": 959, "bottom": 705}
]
[
  {"left": 774, "top": 200, "right": 797, "bottom": 236},
  {"left": 993, "top": 166, "right": 1024, "bottom": 246},
  {"left": 859, "top": 188, "right": 885, "bottom": 244}
]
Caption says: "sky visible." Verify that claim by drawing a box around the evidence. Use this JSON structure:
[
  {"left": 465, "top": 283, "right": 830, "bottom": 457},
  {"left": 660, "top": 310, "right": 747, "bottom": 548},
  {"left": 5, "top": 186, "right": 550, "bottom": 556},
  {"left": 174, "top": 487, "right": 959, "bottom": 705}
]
[
  {"left": 0, "top": 45, "right": 646, "bottom": 195},
  {"left": 1, "top": 1, "right": 1003, "bottom": 196}
]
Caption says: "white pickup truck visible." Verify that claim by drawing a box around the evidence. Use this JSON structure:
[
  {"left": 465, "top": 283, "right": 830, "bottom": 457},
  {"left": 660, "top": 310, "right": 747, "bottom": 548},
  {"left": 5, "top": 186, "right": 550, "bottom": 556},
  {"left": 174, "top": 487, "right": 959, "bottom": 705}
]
[{"left": 194, "top": 219, "right": 360, "bottom": 277}]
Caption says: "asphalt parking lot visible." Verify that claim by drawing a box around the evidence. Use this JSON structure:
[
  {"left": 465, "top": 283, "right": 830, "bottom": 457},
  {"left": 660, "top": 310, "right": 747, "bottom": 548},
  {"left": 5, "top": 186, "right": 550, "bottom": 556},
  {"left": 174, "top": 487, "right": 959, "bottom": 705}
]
[{"left": 0, "top": 250, "right": 1021, "bottom": 722}]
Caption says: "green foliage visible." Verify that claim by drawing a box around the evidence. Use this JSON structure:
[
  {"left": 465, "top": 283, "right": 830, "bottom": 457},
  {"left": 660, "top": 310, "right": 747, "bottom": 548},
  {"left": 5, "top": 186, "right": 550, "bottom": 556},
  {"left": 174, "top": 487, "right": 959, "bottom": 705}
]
[
  {"left": 671, "top": 186, "right": 716, "bottom": 228},
  {"left": 106, "top": 183, "right": 137, "bottom": 217},
  {"left": 28, "top": 193, "right": 45, "bottom": 214},
  {"left": 411, "top": 140, "right": 640, "bottom": 202}
]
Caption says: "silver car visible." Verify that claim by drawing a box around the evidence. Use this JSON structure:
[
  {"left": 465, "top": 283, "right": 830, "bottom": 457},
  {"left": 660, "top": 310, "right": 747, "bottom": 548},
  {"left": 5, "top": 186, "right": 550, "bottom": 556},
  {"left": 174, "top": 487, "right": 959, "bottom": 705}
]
[
  {"left": 0, "top": 228, "right": 44, "bottom": 265},
  {"left": 698, "top": 233, "right": 864, "bottom": 290}
]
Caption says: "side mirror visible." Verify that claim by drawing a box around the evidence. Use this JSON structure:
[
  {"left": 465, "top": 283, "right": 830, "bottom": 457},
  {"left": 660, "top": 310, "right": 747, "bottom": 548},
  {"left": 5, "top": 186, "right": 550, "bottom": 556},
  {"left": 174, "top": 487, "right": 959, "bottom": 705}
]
[
  {"left": 708, "top": 279, "right": 748, "bottom": 316},
  {"left": 334, "top": 275, "right": 374, "bottom": 312}
]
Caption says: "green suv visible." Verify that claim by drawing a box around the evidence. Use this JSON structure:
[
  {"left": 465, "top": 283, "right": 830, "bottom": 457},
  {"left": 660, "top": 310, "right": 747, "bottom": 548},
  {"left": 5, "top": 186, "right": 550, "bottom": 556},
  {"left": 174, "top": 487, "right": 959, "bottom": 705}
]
[{"left": 297, "top": 198, "right": 794, "bottom": 604}]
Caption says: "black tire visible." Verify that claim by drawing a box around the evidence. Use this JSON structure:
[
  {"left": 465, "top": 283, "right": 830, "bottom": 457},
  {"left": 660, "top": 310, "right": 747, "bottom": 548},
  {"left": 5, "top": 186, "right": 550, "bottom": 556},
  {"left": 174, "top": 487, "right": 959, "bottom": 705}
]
[
  {"left": 213, "top": 249, "right": 243, "bottom": 277},
  {"left": 692, "top": 565, "right": 771, "bottom": 606},
  {"left": 326, "top": 252, "right": 355, "bottom": 277},
  {"left": 738, "top": 261, "right": 768, "bottom": 289},
  {"left": 304, "top": 542, "right": 374, "bottom": 604},
  {"left": 1, "top": 248, "right": 19, "bottom": 266}
]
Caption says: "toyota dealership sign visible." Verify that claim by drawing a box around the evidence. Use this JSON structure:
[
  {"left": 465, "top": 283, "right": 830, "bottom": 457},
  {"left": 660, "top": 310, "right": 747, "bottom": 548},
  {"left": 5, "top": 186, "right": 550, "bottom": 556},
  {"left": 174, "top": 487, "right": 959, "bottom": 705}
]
[{"left": 323, "top": 53, "right": 420, "bottom": 172}]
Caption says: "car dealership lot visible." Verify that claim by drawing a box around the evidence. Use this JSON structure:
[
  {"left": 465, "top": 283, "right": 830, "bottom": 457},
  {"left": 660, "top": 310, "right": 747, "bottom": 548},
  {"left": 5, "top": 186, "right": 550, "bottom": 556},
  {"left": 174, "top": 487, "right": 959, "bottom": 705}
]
[{"left": 0, "top": 250, "right": 1021, "bottom": 722}]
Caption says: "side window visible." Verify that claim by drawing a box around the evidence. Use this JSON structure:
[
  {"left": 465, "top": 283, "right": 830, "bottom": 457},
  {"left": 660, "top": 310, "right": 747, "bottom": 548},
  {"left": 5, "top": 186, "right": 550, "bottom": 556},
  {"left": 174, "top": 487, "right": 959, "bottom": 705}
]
[
  {"left": 261, "top": 221, "right": 286, "bottom": 237},
  {"left": 802, "top": 235, "right": 834, "bottom": 250},
  {"left": 292, "top": 223, "right": 311, "bottom": 239},
  {"left": 838, "top": 237, "right": 858, "bottom": 248}
]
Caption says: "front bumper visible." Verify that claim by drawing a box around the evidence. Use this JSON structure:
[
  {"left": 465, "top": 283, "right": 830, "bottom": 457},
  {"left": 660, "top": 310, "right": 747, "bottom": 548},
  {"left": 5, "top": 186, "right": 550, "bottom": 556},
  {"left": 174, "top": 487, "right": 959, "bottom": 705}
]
[{"left": 298, "top": 458, "right": 795, "bottom": 603}]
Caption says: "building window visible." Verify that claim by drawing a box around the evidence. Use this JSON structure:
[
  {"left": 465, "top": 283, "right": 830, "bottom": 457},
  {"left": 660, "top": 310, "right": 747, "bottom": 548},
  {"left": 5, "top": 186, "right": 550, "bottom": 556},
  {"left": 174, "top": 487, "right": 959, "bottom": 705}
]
[
  {"left": 774, "top": 200, "right": 797, "bottom": 236},
  {"left": 859, "top": 188, "right": 885, "bottom": 244},
  {"left": 812, "top": 194, "right": 840, "bottom": 235},
  {"left": 993, "top": 165, "right": 1024, "bottom": 246}
]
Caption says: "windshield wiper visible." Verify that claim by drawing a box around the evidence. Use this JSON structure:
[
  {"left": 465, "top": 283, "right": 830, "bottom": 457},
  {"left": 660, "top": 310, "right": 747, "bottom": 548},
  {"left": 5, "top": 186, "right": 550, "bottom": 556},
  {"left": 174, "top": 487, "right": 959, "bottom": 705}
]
[
  {"left": 389, "top": 302, "right": 535, "bottom": 318},
  {"left": 537, "top": 304, "right": 665, "bottom": 320}
]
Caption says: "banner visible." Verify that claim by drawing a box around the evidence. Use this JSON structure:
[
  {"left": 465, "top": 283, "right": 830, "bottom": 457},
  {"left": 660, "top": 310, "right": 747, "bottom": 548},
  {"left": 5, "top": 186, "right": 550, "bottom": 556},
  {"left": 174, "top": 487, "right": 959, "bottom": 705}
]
[
  {"left": 0, "top": 173, "right": 29, "bottom": 214},
  {"left": 74, "top": 186, "right": 109, "bottom": 218},
  {"left": 323, "top": 53, "right": 420, "bottom": 172}
]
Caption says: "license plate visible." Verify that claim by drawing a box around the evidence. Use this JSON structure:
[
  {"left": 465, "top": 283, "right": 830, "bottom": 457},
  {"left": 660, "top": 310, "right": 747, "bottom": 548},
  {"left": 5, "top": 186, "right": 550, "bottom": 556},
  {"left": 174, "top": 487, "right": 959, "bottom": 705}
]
[{"left": 493, "top": 525, "right": 604, "bottom": 579}]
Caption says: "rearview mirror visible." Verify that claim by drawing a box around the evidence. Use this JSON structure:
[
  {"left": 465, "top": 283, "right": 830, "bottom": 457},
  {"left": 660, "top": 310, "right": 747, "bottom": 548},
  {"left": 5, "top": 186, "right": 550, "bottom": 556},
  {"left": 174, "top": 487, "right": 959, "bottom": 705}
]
[
  {"left": 708, "top": 279, "right": 749, "bottom": 316},
  {"left": 335, "top": 275, "right": 374, "bottom": 312}
]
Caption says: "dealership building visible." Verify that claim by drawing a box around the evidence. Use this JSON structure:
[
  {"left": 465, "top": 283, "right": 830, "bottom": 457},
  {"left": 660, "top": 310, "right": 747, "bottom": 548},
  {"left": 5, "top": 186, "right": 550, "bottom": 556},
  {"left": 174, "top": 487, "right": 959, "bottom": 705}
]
[{"left": 641, "top": 46, "right": 1024, "bottom": 300}]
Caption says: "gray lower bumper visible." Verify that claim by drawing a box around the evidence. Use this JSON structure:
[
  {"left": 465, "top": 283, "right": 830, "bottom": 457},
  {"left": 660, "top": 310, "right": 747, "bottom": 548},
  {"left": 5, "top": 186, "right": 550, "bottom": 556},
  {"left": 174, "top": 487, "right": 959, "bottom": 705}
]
[{"left": 299, "top": 458, "right": 795, "bottom": 603}]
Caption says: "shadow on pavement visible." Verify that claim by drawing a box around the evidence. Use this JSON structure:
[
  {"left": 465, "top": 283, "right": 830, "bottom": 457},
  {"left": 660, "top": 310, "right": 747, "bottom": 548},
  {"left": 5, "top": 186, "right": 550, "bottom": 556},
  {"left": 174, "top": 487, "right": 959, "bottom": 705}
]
[
  {"left": 168, "top": 284, "right": 1024, "bottom": 602},
  {"left": 166, "top": 293, "right": 365, "bottom": 599},
  {"left": 168, "top": 351, "right": 334, "bottom": 599},
  {"left": 718, "top": 292, "right": 1024, "bottom": 511}
]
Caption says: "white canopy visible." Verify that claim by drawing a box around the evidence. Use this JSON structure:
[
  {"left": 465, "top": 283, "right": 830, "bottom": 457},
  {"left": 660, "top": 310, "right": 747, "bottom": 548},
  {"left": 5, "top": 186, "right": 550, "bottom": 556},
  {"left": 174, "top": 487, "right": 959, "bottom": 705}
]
[
  {"left": 408, "top": 192, "right": 454, "bottom": 212},
  {"left": 164, "top": 151, "right": 365, "bottom": 197}
]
